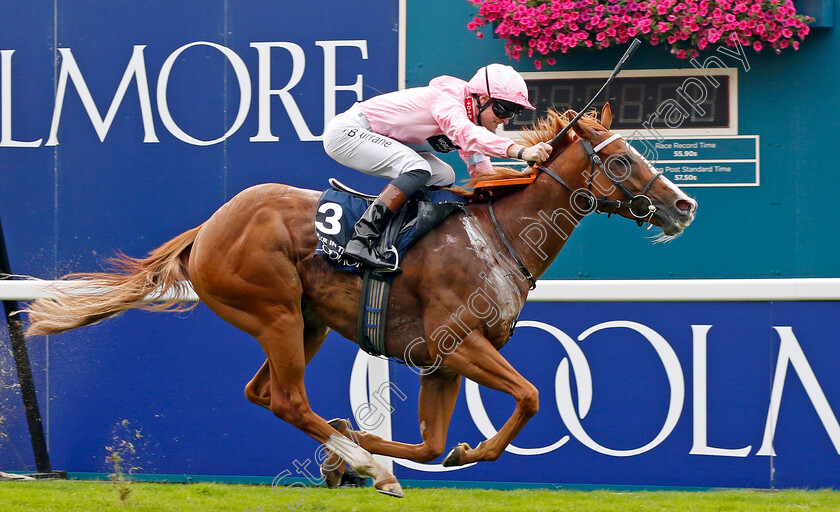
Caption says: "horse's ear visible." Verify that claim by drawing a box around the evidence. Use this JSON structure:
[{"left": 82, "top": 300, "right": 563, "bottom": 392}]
[{"left": 601, "top": 103, "right": 613, "bottom": 130}]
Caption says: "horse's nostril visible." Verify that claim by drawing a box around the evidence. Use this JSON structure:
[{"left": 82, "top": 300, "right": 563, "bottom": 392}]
[{"left": 676, "top": 199, "right": 694, "bottom": 212}]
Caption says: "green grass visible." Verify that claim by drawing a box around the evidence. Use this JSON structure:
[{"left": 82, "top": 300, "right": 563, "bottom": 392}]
[{"left": 0, "top": 480, "right": 839, "bottom": 512}]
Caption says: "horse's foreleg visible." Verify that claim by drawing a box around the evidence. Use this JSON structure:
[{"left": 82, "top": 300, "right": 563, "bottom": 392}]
[{"left": 436, "top": 330, "right": 539, "bottom": 467}]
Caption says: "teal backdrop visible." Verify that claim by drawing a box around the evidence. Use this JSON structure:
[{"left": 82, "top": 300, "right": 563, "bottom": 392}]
[{"left": 406, "top": 0, "right": 839, "bottom": 280}]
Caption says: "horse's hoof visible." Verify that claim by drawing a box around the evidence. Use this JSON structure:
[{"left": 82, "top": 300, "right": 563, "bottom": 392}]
[
  {"left": 320, "top": 455, "right": 345, "bottom": 489},
  {"left": 320, "top": 465, "right": 344, "bottom": 488},
  {"left": 441, "top": 442, "right": 470, "bottom": 467},
  {"left": 374, "top": 477, "right": 404, "bottom": 498}
]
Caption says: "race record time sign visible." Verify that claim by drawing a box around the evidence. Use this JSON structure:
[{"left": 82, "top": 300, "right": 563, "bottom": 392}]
[{"left": 629, "top": 136, "right": 759, "bottom": 187}]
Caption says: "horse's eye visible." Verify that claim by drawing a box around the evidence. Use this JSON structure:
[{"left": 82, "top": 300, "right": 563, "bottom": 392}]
[{"left": 610, "top": 154, "right": 633, "bottom": 167}]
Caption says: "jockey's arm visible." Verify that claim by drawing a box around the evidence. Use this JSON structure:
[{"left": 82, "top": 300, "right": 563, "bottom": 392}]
[{"left": 507, "top": 142, "right": 552, "bottom": 163}]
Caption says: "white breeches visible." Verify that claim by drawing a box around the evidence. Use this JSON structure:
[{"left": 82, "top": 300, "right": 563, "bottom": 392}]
[{"left": 323, "top": 104, "right": 456, "bottom": 187}]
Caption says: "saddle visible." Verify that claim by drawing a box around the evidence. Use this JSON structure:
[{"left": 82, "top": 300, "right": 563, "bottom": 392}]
[{"left": 314, "top": 179, "right": 469, "bottom": 278}]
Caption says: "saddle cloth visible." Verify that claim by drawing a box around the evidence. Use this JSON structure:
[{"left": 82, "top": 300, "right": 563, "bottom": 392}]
[{"left": 314, "top": 183, "right": 468, "bottom": 279}]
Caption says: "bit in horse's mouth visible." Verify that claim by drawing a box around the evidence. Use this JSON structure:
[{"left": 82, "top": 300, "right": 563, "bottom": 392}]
[{"left": 652, "top": 211, "right": 693, "bottom": 240}]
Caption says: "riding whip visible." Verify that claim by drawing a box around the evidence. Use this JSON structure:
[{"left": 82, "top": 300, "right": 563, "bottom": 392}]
[{"left": 529, "top": 38, "right": 641, "bottom": 165}]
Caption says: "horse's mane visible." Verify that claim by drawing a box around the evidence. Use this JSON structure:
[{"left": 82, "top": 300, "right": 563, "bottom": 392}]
[{"left": 452, "top": 109, "right": 602, "bottom": 200}]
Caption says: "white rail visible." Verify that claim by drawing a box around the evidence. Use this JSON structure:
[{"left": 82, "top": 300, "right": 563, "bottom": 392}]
[
  {"left": 528, "top": 278, "right": 840, "bottom": 301},
  {"left": 1, "top": 278, "right": 839, "bottom": 302}
]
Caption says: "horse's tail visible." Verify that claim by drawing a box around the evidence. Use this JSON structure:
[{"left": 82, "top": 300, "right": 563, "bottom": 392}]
[{"left": 23, "top": 224, "right": 204, "bottom": 337}]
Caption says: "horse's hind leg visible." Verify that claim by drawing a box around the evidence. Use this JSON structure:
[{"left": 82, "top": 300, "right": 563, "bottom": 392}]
[
  {"left": 323, "top": 370, "right": 462, "bottom": 463},
  {"left": 197, "top": 288, "right": 402, "bottom": 497},
  {"left": 253, "top": 317, "right": 403, "bottom": 496},
  {"left": 244, "top": 313, "right": 344, "bottom": 487},
  {"left": 244, "top": 308, "right": 331, "bottom": 410}
]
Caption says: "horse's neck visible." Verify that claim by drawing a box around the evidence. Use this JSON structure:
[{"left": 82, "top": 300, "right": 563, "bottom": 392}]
[{"left": 489, "top": 154, "right": 588, "bottom": 280}]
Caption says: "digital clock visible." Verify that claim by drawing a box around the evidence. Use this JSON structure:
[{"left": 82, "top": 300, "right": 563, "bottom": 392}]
[{"left": 504, "top": 68, "right": 737, "bottom": 136}]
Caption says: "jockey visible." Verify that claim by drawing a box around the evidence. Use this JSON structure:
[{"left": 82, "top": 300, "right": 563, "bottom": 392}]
[{"left": 323, "top": 63, "right": 553, "bottom": 271}]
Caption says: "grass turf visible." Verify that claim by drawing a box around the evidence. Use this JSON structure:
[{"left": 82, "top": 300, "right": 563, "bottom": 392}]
[{"left": 0, "top": 480, "right": 839, "bottom": 511}]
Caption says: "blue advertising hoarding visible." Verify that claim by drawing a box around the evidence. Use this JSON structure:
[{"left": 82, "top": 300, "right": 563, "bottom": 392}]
[{"left": 375, "top": 299, "right": 840, "bottom": 489}]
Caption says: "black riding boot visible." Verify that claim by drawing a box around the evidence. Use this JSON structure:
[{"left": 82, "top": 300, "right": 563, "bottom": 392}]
[
  {"left": 344, "top": 169, "right": 431, "bottom": 271},
  {"left": 344, "top": 197, "right": 397, "bottom": 270}
]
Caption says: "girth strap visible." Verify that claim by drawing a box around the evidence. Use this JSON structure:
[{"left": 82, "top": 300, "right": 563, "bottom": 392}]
[
  {"left": 487, "top": 198, "right": 536, "bottom": 290},
  {"left": 357, "top": 269, "right": 390, "bottom": 356}
]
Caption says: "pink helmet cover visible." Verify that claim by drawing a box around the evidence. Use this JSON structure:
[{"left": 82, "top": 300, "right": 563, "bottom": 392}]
[{"left": 467, "top": 64, "right": 536, "bottom": 110}]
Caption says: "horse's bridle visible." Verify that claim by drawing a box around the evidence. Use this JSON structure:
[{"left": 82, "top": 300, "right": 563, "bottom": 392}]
[
  {"left": 485, "top": 133, "right": 664, "bottom": 292},
  {"left": 538, "top": 134, "right": 663, "bottom": 228}
]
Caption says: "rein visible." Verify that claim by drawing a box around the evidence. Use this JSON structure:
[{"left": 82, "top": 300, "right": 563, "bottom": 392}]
[
  {"left": 485, "top": 133, "right": 663, "bottom": 289},
  {"left": 486, "top": 199, "right": 536, "bottom": 290}
]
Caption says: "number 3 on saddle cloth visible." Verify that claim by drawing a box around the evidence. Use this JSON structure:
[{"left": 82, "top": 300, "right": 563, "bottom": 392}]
[
  {"left": 314, "top": 180, "right": 469, "bottom": 357},
  {"left": 314, "top": 182, "right": 468, "bottom": 280}
]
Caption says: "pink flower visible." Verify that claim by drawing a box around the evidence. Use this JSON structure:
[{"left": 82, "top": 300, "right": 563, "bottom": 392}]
[
  {"left": 547, "top": 57, "right": 557, "bottom": 65},
  {"left": 469, "top": 0, "right": 810, "bottom": 61},
  {"left": 534, "top": 59, "right": 542, "bottom": 70}
]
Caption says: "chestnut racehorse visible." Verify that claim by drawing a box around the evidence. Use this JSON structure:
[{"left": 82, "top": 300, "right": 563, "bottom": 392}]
[{"left": 24, "top": 104, "right": 696, "bottom": 497}]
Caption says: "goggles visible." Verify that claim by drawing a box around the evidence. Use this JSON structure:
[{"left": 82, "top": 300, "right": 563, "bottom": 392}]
[{"left": 490, "top": 98, "right": 524, "bottom": 119}]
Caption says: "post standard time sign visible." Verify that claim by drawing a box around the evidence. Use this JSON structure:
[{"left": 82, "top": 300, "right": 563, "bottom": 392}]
[{"left": 629, "top": 136, "right": 760, "bottom": 187}]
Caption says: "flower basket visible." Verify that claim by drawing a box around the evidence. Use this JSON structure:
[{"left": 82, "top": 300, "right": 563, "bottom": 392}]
[{"left": 467, "top": 0, "right": 813, "bottom": 68}]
